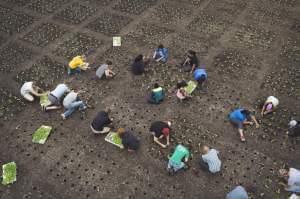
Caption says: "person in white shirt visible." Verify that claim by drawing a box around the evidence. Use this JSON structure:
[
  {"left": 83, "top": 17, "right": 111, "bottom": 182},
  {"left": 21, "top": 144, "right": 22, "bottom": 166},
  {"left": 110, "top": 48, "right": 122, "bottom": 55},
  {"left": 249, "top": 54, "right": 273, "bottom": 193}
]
[
  {"left": 279, "top": 168, "right": 300, "bottom": 193},
  {"left": 261, "top": 96, "right": 279, "bottom": 116},
  {"left": 61, "top": 90, "right": 87, "bottom": 120},
  {"left": 20, "top": 81, "right": 43, "bottom": 102}
]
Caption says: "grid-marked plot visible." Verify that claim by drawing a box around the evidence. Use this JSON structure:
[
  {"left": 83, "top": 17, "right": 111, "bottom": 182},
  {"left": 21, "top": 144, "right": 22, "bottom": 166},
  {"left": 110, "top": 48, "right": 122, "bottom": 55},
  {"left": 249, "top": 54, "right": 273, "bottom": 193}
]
[
  {"left": 205, "top": 0, "right": 247, "bottom": 20},
  {"left": 0, "top": 42, "right": 35, "bottom": 73},
  {"left": 168, "top": 32, "right": 210, "bottom": 58},
  {"left": 86, "top": 13, "right": 132, "bottom": 36},
  {"left": 0, "top": 88, "right": 26, "bottom": 121},
  {"left": 0, "top": 6, "right": 35, "bottom": 35},
  {"left": 232, "top": 25, "right": 275, "bottom": 49},
  {"left": 1, "top": 0, "right": 31, "bottom": 7},
  {"left": 82, "top": 0, "right": 113, "bottom": 7},
  {"left": 245, "top": 3, "right": 290, "bottom": 25},
  {"left": 212, "top": 49, "right": 260, "bottom": 80},
  {"left": 150, "top": 2, "right": 192, "bottom": 26},
  {"left": 22, "top": 23, "right": 67, "bottom": 47},
  {"left": 15, "top": 56, "right": 66, "bottom": 89},
  {"left": 26, "top": 0, "right": 71, "bottom": 14},
  {"left": 187, "top": 12, "right": 232, "bottom": 39},
  {"left": 54, "top": 32, "right": 102, "bottom": 59},
  {"left": 113, "top": 0, "right": 157, "bottom": 15},
  {"left": 54, "top": 3, "right": 97, "bottom": 25}
]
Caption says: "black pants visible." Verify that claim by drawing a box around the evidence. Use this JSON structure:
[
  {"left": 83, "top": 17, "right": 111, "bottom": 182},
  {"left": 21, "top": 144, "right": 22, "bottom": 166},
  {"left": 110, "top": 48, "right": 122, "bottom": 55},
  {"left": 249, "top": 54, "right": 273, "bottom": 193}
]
[{"left": 199, "top": 158, "right": 209, "bottom": 171}]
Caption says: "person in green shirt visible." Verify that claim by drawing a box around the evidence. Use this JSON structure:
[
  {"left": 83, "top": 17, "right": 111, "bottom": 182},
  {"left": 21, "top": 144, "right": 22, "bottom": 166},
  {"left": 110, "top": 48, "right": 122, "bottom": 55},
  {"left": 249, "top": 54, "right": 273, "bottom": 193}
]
[{"left": 167, "top": 144, "right": 190, "bottom": 174}]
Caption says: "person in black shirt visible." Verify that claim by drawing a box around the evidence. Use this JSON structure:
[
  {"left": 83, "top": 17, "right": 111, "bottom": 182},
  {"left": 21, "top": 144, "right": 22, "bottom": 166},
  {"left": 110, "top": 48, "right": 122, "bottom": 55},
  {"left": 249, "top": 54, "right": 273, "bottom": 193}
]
[
  {"left": 177, "top": 50, "right": 199, "bottom": 73},
  {"left": 150, "top": 121, "right": 171, "bottom": 148},
  {"left": 131, "top": 54, "right": 150, "bottom": 75},
  {"left": 117, "top": 128, "right": 139, "bottom": 152},
  {"left": 91, "top": 111, "right": 112, "bottom": 134}
]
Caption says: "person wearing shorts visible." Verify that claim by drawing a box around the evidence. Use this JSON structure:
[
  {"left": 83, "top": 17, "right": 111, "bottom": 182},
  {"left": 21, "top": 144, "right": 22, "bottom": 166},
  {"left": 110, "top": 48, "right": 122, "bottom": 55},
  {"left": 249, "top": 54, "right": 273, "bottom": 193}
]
[{"left": 229, "top": 108, "right": 259, "bottom": 142}]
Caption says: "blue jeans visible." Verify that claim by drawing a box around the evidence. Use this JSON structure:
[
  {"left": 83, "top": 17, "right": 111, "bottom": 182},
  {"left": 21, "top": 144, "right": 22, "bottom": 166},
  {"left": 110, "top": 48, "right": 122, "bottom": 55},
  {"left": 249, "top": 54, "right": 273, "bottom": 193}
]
[
  {"left": 68, "top": 67, "right": 81, "bottom": 75},
  {"left": 168, "top": 160, "right": 185, "bottom": 172},
  {"left": 63, "top": 101, "right": 86, "bottom": 118}
]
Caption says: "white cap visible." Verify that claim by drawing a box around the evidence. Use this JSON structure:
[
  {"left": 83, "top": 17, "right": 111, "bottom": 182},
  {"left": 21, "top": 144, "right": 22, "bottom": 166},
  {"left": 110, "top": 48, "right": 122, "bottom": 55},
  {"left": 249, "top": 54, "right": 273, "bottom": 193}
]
[
  {"left": 167, "top": 121, "right": 171, "bottom": 127},
  {"left": 289, "top": 120, "right": 297, "bottom": 128}
]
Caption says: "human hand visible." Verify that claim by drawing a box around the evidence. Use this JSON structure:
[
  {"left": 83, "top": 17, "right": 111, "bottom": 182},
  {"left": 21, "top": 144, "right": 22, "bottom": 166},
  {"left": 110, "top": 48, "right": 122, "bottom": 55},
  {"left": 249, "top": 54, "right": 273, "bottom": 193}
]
[{"left": 256, "top": 124, "right": 260, "bottom": 128}]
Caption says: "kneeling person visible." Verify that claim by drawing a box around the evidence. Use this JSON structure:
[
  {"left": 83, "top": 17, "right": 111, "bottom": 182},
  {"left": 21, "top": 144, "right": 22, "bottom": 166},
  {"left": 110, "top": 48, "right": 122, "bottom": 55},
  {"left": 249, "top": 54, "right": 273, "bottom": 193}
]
[
  {"left": 95, "top": 60, "right": 116, "bottom": 79},
  {"left": 20, "top": 81, "right": 44, "bottom": 102},
  {"left": 61, "top": 90, "right": 87, "bottom": 119},
  {"left": 91, "top": 111, "right": 112, "bottom": 134},
  {"left": 168, "top": 144, "right": 190, "bottom": 174},
  {"left": 147, "top": 83, "right": 165, "bottom": 104},
  {"left": 150, "top": 121, "right": 171, "bottom": 148},
  {"left": 117, "top": 128, "right": 140, "bottom": 152}
]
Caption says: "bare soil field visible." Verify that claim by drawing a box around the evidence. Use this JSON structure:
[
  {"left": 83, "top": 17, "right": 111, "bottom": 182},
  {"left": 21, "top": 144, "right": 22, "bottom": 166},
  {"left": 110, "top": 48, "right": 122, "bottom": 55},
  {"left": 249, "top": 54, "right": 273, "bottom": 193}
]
[{"left": 0, "top": 0, "right": 299, "bottom": 198}]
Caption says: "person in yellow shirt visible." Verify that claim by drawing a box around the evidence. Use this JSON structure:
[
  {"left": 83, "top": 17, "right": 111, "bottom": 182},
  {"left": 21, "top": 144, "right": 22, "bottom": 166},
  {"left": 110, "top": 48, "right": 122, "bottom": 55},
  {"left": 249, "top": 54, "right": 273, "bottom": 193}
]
[{"left": 68, "top": 55, "right": 90, "bottom": 75}]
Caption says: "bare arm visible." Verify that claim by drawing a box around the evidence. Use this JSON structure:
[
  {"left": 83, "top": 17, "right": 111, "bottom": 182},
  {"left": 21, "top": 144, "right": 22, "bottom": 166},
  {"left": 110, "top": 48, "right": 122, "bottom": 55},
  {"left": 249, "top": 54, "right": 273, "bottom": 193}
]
[
  {"left": 191, "top": 64, "right": 196, "bottom": 73},
  {"left": 261, "top": 102, "right": 267, "bottom": 115},
  {"left": 251, "top": 115, "right": 260, "bottom": 128},
  {"left": 166, "top": 135, "right": 170, "bottom": 146},
  {"left": 154, "top": 137, "right": 166, "bottom": 148}
]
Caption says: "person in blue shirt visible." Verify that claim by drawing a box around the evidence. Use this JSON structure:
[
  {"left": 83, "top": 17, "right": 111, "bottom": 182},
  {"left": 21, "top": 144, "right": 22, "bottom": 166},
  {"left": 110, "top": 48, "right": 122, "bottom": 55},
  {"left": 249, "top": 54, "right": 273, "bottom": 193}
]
[
  {"left": 226, "top": 186, "right": 249, "bottom": 199},
  {"left": 193, "top": 68, "right": 207, "bottom": 89},
  {"left": 229, "top": 108, "right": 259, "bottom": 142},
  {"left": 153, "top": 44, "right": 168, "bottom": 63},
  {"left": 147, "top": 83, "right": 165, "bottom": 104}
]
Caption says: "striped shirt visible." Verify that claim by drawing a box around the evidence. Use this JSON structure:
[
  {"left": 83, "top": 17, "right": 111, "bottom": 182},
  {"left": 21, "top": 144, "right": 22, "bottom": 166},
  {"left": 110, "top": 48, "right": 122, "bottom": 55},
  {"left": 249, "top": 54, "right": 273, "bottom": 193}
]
[{"left": 202, "top": 149, "right": 221, "bottom": 173}]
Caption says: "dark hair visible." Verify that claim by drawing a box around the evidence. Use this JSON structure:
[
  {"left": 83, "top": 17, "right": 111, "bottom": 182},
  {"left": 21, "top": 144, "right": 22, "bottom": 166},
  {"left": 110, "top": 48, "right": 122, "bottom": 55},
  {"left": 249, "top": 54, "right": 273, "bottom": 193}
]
[
  {"left": 158, "top": 44, "right": 164, "bottom": 49},
  {"left": 188, "top": 50, "right": 196, "bottom": 56},
  {"left": 135, "top": 54, "right": 143, "bottom": 62},
  {"left": 241, "top": 109, "right": 251, "bottom": 116},
  {"left": 154, "top": 83, "right": 159, "bottom": 88},
  {"left": 106, "top": 60, "right": 112, "bottom": 65},
  {"left": 176, "top": 80, "right": 187, "bottom": 89},
  {"left": 245, "top": 185, "right": 257, "bottom": 194}
]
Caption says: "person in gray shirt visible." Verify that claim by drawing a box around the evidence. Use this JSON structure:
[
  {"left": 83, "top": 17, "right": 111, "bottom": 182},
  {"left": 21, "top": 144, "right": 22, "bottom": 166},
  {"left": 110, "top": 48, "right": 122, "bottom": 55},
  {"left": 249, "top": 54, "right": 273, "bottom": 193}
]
[{"left": 95, "top": 60, "right": 115, "bottom": 79}]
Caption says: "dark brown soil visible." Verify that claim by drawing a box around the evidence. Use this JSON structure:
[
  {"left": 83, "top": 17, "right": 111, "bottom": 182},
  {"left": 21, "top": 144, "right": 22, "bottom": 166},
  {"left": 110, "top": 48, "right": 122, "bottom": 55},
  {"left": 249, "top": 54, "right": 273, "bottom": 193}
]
[{"left": 0, "top": 0, "right": 299, "bottom": 198}]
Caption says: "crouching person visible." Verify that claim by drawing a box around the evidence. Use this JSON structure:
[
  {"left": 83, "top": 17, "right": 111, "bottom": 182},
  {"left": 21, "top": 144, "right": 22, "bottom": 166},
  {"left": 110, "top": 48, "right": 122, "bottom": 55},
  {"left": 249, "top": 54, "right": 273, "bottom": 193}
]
[
  {"left": 68, "top": 55, "right": 90, "bottom": 75},
  {"left": 167, "top": 144, "right": 190, "bottom": 175},
  {"left": 147, "top": 83, "right": 165, "bottom": 104},
  {"left": 153, "top": 44, "right": 168, "bottom": 63},
  {"left": 150, "top": 121, "right": 171, "bottom": 148},
  {"left": 20, "top": 81, "right": 44, "bottom": 102},
  {"left": 61, "top": 90, "right": 87, "bottom": 119},
  {"left": 117, "top": 128, "right": 139, "bottom": 152},
  {"left": 91, "top": 111, "right": 112, "bottom": 134},
  {"left": 193, "top": 68, "right": 207, "bottom": 89},
  {"left": 287, "top": 119, "right": 300, "bottom": 137},
  {"left": 200, "top": 145, "right": 221, "bottom": 174},
  {"left": 44, "top": 83, "right": 70, "bottom": 111}
]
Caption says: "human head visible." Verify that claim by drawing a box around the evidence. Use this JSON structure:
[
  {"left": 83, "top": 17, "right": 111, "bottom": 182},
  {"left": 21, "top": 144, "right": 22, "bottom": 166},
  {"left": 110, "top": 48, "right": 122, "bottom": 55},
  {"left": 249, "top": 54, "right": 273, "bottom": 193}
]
[
  {"left": 154, "top": 83, "right": 159, "bottom": 88},
  {"left": 245, "top": 185, "right": 257, "bottom": 195},
  {"left": 158, "top": 44, "right": 164, "bottom": 49},
  {"left": 106, "top": 60, "right": 112, "bottom": 66},
  {"left": 202, "top": 145, "right": 210, "bottom": 154},
  {"left": 188, "top": 50, "right": 196, "bottom": 56},
  {"left": 135, "top": 54, "right": 143, "bottom": 62},
  {"left": 241, "top": 109, "right": 251, "bottom": 117},
  {"left": 162, "top": 128, "right": 170, "bottom": 137},
  {"left": 289, "top": 120, "right": 297, "bottom": 128},
  {"left": 117, "top": 128, "right": 126, "bottom": 137}
]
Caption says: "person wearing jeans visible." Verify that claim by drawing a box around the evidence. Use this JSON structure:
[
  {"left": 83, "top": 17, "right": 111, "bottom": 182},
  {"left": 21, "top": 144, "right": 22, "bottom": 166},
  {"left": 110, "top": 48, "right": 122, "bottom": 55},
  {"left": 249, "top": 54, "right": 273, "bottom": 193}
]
[{"left": 61, "top": 91, "right": 87, "bottom": 119}]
